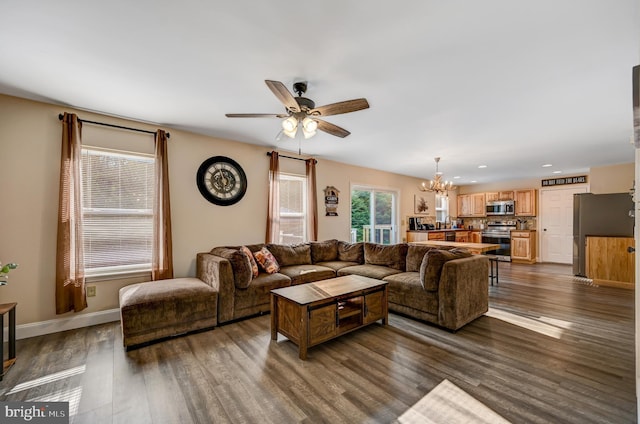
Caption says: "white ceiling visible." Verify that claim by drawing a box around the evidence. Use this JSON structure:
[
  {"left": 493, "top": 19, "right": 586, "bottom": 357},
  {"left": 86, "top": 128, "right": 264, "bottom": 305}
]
[{"left": 1, "top": 1, "right": 638, "bottom": 184}]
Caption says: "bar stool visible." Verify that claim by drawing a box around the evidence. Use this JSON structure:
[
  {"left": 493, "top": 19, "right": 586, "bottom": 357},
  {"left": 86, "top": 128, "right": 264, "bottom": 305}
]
[{"left": 486, "top": 256, "right": 499, "bottom": 286}]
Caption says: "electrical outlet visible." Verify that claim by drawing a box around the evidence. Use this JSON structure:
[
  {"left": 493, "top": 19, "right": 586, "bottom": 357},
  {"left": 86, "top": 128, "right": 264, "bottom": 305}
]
[{"left": 87, "top": 286, "right": 96, "bottom": 297}]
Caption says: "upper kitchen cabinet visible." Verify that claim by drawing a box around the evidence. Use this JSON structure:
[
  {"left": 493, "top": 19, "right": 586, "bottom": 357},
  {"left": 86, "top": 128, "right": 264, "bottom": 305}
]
[
  {"left": 515, "top": 189, "right": 537, "bottom": 216},
  {"left": 485, "top": 191, "right": 514, "bottom": 202},
  {"left": 458, "top": 193, "right": 486, "bottom": 217}
]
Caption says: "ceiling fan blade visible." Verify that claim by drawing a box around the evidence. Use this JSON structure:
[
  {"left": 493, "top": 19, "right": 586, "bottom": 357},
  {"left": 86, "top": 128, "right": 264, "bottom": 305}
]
[
  {"left": 225, "top": 113, "right": 288, "bottom": 118},
  {"left": 315, "top": 119, "right": 351, "bottom": 138},
  {"left": 310, "top": 98, "right": 369, "bottom": 117},
  {"left": 265, "top": 80, "right": 300, "bottom": 113}
]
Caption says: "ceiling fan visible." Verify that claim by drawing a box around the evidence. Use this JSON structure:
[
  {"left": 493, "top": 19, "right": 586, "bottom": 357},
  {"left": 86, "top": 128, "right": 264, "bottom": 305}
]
[{"left": 225, "top": 80, "right": 369, "bottom": 138}]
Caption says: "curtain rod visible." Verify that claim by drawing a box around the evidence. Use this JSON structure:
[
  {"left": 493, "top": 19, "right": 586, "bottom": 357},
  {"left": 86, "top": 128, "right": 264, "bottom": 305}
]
[
  {"left": 267, "top": 151, "right": 317, "bottom": 164},
  {"left": 58, "top": 113, "right": 170, "bottom": 138}
]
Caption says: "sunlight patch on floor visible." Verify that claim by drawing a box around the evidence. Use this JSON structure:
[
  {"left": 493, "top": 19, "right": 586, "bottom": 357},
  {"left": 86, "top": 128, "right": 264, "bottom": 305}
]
[
  {"left": 4, "top": 365, "right": 86, "bottom": 395},
  {"left": 486, "top": 308, "right": 573, "bottom": 339},
  {"left": 396, "top": 379, "right": 511, "bottom": 424},
  {"left": 28, "top": 386, "right": 83, "bottom": 417}
]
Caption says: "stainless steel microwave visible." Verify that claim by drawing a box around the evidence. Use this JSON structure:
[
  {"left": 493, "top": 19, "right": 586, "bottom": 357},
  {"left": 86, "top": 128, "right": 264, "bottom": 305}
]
[{"left": 486, "top": 200, "right": 515, "bottom": 216}]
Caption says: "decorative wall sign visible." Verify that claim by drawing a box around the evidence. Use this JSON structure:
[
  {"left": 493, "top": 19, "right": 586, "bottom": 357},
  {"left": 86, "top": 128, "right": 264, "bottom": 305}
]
[
  {"left": 414, "top": 194, "right": 430, "bottom": 215},
  {"left": 541, "top": 175, "right": 587, "bottom": 187},
  {"left": 324, "top": 186, "right": 339, "bottom": 216}
]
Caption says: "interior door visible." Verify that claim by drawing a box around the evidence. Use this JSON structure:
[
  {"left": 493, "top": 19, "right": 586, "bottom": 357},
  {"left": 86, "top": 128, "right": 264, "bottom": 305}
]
[{"left": 540, "top": 186, "right": 587, "bottom": 263}]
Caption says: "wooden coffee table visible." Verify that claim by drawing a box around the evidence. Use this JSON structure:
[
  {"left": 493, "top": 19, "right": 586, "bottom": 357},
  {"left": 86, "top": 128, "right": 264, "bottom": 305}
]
[{"left": 270, "top": 275, "right": 388, "bottom": 359}]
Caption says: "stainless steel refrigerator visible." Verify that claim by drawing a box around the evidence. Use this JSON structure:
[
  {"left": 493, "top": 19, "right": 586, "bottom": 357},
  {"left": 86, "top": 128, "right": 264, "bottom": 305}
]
[{"left": 573, "top": 193, "right": 634, "bottom": 276}]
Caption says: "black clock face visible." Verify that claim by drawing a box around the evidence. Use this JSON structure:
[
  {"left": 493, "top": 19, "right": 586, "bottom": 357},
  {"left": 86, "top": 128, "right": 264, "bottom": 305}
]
[{"left": 196, "top": 156, "right": 247, "bottom": 206}]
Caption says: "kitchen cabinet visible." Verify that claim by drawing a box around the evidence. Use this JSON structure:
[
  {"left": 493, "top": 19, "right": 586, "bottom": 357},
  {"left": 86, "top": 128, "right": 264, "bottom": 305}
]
[
  {"left": 406, "top": 232, "right": 428, "bottom": 242},
  {"left": 586, "top": 236, "right": 634, "bottom": 289},
  {"left": 457, "top": 193, "right": 486, "bottom": 217},
  {"left": 471, "top": 231, "right": 482, "bottom": 243},
  {"left": 515, "top": 189, "right": 537, "bottom": 216},
  {"left": 511, "top": 230, "right": 536, "bottom": 263},
  {"left": 455, "top": 231, "right": 470, "bottom": 242},
  {"left": 486, "top": 191, "right": 514, "bottom": 202},
  {"left": 428, "top": 231, "right": 445, "bottom": 241}
]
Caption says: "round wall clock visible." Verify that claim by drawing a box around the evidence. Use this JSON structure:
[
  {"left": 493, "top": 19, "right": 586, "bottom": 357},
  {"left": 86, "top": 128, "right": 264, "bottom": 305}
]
[{"left": 196, "top": 156, "right": 247, "bottom": 206}]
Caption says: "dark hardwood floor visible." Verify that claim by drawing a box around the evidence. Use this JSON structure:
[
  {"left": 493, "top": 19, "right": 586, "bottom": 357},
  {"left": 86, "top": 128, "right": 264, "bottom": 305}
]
[{"left": 0, "top": 263, "right": 636, "bottom": 423}]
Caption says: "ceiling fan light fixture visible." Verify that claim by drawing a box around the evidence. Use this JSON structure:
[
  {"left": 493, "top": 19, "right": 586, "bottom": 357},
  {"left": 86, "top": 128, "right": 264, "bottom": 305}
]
[
  {"left": 302, "top": 117, "right": 318, "bottom": 132},
  {"left": 282, "top": 116, "right": 298, "bottom": 132}
]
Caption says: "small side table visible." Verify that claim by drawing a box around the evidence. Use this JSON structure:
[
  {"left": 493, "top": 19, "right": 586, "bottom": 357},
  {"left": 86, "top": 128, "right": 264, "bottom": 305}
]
[{"left": 0, "top": 302, "right": 17, "bottom": 381}]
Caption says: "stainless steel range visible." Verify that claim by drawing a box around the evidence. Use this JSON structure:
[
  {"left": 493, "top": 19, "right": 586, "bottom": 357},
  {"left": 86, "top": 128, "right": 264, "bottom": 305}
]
[{"left": 481, "top": 220, "right": 516, "bottom": 261}]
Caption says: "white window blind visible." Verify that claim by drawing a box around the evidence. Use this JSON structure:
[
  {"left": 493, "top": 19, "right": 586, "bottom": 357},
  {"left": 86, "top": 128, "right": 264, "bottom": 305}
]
[
  {"left": 279, "top": 174, "right": 307, "bottom": 244},
  {"left": 81, "top": 147, "right": 155, "bottom": 276}
]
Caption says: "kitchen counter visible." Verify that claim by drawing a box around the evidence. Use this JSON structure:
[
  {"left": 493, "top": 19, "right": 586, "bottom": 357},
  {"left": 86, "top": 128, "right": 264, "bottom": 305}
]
[{"left": 407, "top": 229, "right": 480, "bottom": 232}]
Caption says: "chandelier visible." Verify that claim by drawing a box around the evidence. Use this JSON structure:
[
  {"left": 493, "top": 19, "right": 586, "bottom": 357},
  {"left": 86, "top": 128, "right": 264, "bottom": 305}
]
[{"left": 419, "top": 157, "right": 455, "bottom": 195}]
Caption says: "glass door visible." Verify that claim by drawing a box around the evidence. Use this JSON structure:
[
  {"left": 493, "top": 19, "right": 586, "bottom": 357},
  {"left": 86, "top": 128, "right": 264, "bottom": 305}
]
[{"left": 351, "top": 186, "right": 397, "bottom": 244}]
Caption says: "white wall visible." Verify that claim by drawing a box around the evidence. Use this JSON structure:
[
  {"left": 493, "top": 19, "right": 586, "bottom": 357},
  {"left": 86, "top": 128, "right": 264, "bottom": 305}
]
[{"left": 0, "top": 94, "right": 431, "bottom": 326}]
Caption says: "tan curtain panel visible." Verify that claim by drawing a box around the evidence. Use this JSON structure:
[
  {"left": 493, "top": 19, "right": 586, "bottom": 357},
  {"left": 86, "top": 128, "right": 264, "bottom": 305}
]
[
  {"left": 266, "top": 151, "right": 280, "bottom": 243},
  {"left": 56, "top": 113, "right": 87, "bottom": 314},
  {"left": 306, "top": 158, "right": 318, "bottom": 241},
  {"left": 152, "top": 129, "right": 174, "bottom": 280}
]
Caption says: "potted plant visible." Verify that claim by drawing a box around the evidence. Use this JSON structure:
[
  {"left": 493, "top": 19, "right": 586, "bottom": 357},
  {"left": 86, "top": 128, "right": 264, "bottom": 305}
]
[{"left": 0, "top": 262, "right": 18, "bottom": 286}]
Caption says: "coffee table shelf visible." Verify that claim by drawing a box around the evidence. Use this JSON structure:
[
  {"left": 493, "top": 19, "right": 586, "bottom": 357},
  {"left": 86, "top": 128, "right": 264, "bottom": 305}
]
[{"left": 271, "top": 275, "right": 388, "bottom": 360}]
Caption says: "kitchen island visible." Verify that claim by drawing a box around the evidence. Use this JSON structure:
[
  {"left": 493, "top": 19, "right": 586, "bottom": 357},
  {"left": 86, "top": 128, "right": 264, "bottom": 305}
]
[{"left": 409, "top": 240, "right": 500, "bottom": 255}]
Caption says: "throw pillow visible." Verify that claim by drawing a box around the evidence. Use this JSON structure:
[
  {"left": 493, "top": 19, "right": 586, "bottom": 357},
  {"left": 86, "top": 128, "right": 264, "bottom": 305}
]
[
  {"left": 240, "top": 246, "right": 259, "bottom": 278},
  {"left": 253, "top": 246, "right": 280, "bottom": 274}
]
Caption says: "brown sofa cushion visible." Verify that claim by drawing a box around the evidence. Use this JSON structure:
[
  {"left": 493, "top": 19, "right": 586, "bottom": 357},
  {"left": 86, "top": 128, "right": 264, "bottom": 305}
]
[
  {"left": 267, "top": 243, "right": 312, "bottom": 267},
  {"left": 420, "top": 248, "right": 473, "bottom": 291},
  {"left": 364, "top": 243, "right": 408, "bottom": 271},
  {"left": 210, "top": 247, "right": 253, "bottom": 288},
  {"left": 338, "top": 241, "right": 364, "bottom": 263},
  {"left": 406, "top": 245, "right": 435, "bottom": 272},
  {"left": 278, "top": 264, "right": 337, "bottom": 285},
  {"left": 338, "top": 264, "right": 401, "bottom": 280},
  {"left": 310, "top": 239, "right": 339, "bottom": 263}
]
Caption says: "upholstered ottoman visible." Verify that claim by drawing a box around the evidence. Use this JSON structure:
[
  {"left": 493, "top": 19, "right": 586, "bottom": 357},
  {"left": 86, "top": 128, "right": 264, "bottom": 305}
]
[{"left": 119, "top": 277, "right": 218, "bottom": 349}]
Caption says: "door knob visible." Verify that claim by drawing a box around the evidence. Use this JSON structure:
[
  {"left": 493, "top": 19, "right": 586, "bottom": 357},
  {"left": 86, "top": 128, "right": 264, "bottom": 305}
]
[{"left": 628, "top": 246, "right": 635, "bottom": 253}]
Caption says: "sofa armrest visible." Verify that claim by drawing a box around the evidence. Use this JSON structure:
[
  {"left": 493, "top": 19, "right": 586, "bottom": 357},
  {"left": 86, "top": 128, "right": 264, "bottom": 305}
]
[
  {"left": 437, "top": 255, "right": 489, "bottom": 330},
  {"left": 196, "top": 252, "right": 235, "bottom": 323}
]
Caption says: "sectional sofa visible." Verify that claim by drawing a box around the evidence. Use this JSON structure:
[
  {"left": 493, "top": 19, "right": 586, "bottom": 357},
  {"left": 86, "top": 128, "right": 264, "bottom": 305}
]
[{"left": 196, "top": 240, "right": 489, "bottom": 331}]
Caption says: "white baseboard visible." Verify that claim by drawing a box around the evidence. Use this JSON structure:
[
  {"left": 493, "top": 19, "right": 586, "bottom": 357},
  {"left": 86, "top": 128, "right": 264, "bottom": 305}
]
[{"left": 4, "top": 308, "right": 120, "bottom": 341}]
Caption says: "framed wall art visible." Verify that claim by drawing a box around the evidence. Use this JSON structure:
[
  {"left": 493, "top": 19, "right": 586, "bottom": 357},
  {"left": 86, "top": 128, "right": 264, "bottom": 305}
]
[{"left": 414, "top": 194, "right": 430, "bottom": 215}]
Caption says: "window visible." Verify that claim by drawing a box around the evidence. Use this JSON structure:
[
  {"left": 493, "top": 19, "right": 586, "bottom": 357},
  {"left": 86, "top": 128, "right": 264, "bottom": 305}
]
[
  {"left": 278, "top": 173, "right": 307, "bottom": 244},
  {"left": 81, "top": 147, "right": 155, "bottom": 277},
  {"left": 435, "top": 194, "right": 449, "bottom": 223},
  {"left": 350, "top": 186, "right": 398, "bottom": 244}
]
